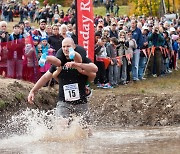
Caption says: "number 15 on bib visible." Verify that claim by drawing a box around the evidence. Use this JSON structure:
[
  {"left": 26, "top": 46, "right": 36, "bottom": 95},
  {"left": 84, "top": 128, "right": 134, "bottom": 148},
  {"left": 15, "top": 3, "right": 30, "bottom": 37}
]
[{"left": 63, "top": 83, "right": 80, "bottom": 101}]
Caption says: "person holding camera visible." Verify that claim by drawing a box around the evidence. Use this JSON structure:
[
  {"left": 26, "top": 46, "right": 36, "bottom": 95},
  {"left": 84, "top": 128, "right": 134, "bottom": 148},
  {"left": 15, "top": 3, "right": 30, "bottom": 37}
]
[
  {"left": 0, "top": 21, "right": 9, "bottom": 77},
  {"left": 138, "top": 26, "right": 149, "bottom": 80},
  {"left": 148, "top": 26, "right": 165, "bottom": 77},
  {"left": 106, "top": 37, "right": 119, "bottom": 87},
  {"left": 126, "top": 30, "right": 137, "bottom": 83},
  {"left": 94, "top": 36, "right": 108, "bottom": 87},
  {"left": 0, "top": 21, "right": 9, "bottom": 43},
  {"left": 117, "top": 30, "right": 129, "bottom": 85}
]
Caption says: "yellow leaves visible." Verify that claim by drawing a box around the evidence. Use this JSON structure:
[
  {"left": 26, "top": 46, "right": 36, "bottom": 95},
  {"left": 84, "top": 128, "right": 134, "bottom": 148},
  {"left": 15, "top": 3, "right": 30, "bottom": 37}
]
[{"left": 128, "top": 0, "right": 164, "bottom": 16}]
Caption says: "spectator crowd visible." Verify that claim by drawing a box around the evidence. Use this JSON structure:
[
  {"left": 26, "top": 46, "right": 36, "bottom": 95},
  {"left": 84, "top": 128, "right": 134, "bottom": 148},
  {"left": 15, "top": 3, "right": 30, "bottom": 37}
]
[{"left": 0, "top": 0, "right": 179, "bottom": 89}]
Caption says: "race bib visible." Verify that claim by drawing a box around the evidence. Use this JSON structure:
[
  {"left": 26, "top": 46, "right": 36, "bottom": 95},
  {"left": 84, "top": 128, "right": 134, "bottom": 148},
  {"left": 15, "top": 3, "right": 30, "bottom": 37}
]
[{"left": 63, "top": 83, "right": 80, "bottom": 101}]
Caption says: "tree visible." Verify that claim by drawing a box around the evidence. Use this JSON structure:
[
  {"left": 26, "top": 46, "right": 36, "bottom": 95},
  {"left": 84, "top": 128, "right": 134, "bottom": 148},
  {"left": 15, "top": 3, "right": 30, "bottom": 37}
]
[{"left": 128, "top": 0, "right": 179, "bottom": 16}]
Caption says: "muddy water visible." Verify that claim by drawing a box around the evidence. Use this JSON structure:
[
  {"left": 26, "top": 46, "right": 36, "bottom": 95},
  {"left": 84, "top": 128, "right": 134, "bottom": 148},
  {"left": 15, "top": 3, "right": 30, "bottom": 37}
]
[{"left": 0, "top": 109, "right": 180, "bottom": 154}]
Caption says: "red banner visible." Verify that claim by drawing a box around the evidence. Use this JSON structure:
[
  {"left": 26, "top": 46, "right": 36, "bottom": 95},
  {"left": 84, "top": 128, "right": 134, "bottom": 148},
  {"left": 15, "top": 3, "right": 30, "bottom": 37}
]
[
  {"left": 0, "top": 36, "right": 41, "bottom": 83},
  {"left": 76, "top": 0, "right": 95, "bottom": 62}
]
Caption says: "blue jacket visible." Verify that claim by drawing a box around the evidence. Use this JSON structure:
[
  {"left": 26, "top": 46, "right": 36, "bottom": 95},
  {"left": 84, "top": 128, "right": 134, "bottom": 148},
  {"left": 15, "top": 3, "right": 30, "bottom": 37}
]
[
  {"left": 109, "top": 30, "right": 118, "bottom": 39},
  {"left": 141, "top": 33, "right": 149, "bottom": 49},
  {"left": 132, "top": 27, "right": 143, "bottom": 49},
  {"left": 41, "top": 44, "right": 49, "bottom": 55},
  {"left": 172, "top": 41, "right": 179, "bottom": 53}
]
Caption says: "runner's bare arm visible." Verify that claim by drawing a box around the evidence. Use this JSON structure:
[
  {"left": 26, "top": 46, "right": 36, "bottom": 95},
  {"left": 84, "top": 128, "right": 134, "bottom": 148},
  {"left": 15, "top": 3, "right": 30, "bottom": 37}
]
[
  {"left": 28, "top": 71, "right": 53, "bottom": 104},
  {"left": 75, "top": 67, "right": 96, "bottom": 82},
  {"left": 46, "top": 51, "right": 82, "bottom": 67},
  {"left": 51, "top": 52, "right": 82, "bottom": 81},
  {"left": 65, "top": 62, "right": 97, "bottom": 82},
  {"left": 65, "top": 62, "right": 98, "bottom": 73},
  {"left": 52, "top": 67, "right": 62, "bottom": 83},
  {"left": 46, "top": 56, "right": 61, "bottom": 67},
  {"left": 78, "top": 63, "right": 98, "bottom": 73}
]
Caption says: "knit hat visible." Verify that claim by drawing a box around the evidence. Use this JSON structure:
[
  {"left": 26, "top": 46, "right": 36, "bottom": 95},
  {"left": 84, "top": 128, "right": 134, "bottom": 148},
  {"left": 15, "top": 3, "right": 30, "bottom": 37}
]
[
  {"left": 32, "top": 35, "right": 40, "bottom": 41},
  {"left": 40, "top": 36, "right": 48, "bottom": 41}
]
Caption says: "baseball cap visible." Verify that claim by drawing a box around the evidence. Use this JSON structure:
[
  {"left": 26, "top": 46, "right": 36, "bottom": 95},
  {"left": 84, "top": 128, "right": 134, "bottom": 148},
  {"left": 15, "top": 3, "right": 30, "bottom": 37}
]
[
  {"left": 24, "top": 20, "right": 29, "bottom": 24},
  {"left": 98, "top": 18, "right": 104, "bottom": 22},
  {"left": 39, "top": 19, "right": 47, "bottom": 24},
  {"left": 118, "top": 20, "right": 124, "bottom": 25},
  {"left": 148, "top": 24, "right": 153, "bottom": 27},
  {"left": 106, "top": 13, "right": 110, "bottom": 16},
  {"left": 103, "top": 26, "right": 110, "bottom": 31},
  {"left": 170, "top": 27, "right": 175, "bottom": 32},
  {"left": 142, "top": 26, "right": 148, "bottom": 30},
  {"left": 111, "top": 22, "right": 117, "bottom": 26}
]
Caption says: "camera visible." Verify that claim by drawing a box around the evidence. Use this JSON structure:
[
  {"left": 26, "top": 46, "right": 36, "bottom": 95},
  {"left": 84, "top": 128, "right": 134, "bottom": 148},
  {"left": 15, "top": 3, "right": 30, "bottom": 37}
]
[
  {"left": 154, "top": 28, "right": 159, "bottom": 33},
  {"left": 119, "top": 41, "right": 125, "bottom": 44},
  {"left": 0, "top": 31, "right": 4, "bottom": 35},
  {"left": 119, "top": 37, "right": 125, "bottom": 44}
]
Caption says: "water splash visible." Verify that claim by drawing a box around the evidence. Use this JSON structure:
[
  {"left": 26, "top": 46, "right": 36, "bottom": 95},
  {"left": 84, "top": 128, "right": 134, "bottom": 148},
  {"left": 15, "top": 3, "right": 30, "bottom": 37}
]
[
  {"left": 0, "top": 108, "right": 89, "bottom": 148},
  {"left": 1, "top": 109, "right": 180, "bottom": 154}
]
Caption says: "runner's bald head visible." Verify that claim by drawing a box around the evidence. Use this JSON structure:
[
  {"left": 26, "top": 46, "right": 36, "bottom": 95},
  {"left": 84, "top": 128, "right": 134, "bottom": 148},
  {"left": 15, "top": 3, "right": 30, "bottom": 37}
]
[
  {"left": 62, "top": 37, "right": 75, "bottom": 47},
  {"left": 62, "top": 37, "right": 76, "bottom": 58}
]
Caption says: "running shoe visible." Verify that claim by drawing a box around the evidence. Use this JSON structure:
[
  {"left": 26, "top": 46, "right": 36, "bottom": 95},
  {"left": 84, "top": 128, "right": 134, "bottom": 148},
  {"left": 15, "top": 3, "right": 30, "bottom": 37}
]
[{"left": 103, "top": 83, "right": 113, "bottom": 89}]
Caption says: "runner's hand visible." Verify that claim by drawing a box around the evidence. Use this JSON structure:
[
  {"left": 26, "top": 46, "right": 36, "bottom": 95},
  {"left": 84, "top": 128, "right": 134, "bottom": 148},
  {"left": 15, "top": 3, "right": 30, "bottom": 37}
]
[
  {"left": 28, "top": 91, "right": 35, "bottom": 104},
  {"left": 65, "top": 61, "right": 76, "bottom": 68},
  {"left": 76, "top": 67, "right": 83, "bottom": 73},
  {"left": 1, "top": 33, "right": 5, "bottom": 38}
]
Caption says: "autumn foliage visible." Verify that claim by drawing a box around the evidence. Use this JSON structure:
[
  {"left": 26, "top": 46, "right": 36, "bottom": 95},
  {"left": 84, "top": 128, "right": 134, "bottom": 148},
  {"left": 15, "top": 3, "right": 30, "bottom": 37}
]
[{"left": 128, "top": 0, "right": 180, "bottom": 16}]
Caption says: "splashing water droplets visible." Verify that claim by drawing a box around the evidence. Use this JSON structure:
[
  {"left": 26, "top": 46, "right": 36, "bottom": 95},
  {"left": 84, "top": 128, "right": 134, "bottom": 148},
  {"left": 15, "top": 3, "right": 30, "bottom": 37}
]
[{"left": 0, "top": 108, "right": 89, "bottom": 148}]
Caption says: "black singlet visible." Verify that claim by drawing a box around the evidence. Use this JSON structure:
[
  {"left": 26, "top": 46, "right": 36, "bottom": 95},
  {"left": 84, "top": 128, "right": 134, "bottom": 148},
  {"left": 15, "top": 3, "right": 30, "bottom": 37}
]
[{"left": 49, "top": 46, "right": 91, "bottom": 104}]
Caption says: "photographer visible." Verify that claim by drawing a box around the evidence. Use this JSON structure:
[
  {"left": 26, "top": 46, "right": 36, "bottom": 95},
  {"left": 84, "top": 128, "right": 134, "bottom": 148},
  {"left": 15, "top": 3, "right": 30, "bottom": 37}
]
[
  {"left": 117, "top": 30, "right": 129, "bottom": 85},
  {"left": 138, "top": 26, "right": 149, "bottom": 80},
  {"left": 94, "top": 36, "right": 108, "bottom": 87},
  {"left": 106, "top": 37, "right": 119, "bottom": 87},
  {"left": 0, "top": 21, "right": 9, "bottom": 77},
  {"left": 148, "top": 26, "right": 165, "bottom": 77},
  {"left": 0, "top": 21, "right": 9, "bottom": 42}
]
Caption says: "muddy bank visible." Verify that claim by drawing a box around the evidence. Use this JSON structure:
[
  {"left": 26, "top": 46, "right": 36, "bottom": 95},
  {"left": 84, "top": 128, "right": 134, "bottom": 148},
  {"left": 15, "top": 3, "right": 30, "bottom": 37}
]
[
  {"left": 90, "top": 92, "right": 180, "bottom": 126},
  {"left": 0, "top": 78, "right": 180, "bottom": 127}
]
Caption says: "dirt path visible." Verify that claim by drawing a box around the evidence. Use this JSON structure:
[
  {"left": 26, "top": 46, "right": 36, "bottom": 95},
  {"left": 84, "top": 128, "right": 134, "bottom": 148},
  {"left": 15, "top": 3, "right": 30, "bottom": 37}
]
[{"left": 0, "top": 77, "right": 180, "bottom": 126}]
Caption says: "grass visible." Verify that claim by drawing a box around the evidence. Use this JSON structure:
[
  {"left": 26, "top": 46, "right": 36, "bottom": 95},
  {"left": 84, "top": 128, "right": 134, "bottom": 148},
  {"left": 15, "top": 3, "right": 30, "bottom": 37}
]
[
  {"left": 58, "top": 5, "right": 129, "bottom": 16},
  {"left": 15, "top": 92, "right": 25, "bottom": 101},
  {"left": 6, "top": 6, "right": 180, "bottom": 96},
  {"left": 7, "top": 5, "right": 129, "bottom": 32},
  {"left": 62, "top": 6, "right": 129, "bottom": 16},
  {"left": 111, "top": 69, "right": 180, "bottom": 95},
  {"left": 91, "top": 60, "right": 180, "bottom": 96},
  {"left": 0, "top": 100, "right": 6, "bottom": 108},
  {"left": 91, "top": 66, "right": 180, "bottom": 97},
  {"left": 7, "top": 17, "right": 39, "bottom": 33}
]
